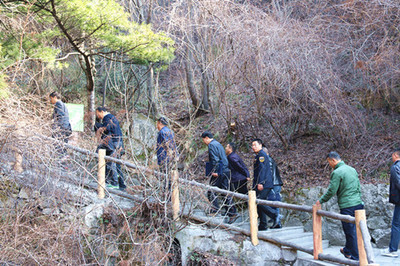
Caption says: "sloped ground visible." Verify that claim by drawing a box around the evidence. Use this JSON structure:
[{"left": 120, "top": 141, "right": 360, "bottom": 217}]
[{"left": 162, "top": 85, "right": 400, "bottom": 194}]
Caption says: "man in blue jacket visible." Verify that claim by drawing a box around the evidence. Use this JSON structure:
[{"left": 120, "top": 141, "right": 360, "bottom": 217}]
[
  {"left": 156, "top": 117, "right": 178, "bottom": 199},
  {"left": 49, "top": 92, "right": 72, "bottom": 157},
  {"left": 251, "top": 139, "right": 279, "bottom": 230},
  {"left": 202, "top": 131, "right": 237, "bottom": 223},
  {"left": 95, "top": 107, "right": 125, "bottom": 190},
  {"left": 383, "top": 149, "right": 400, "bottom": 257}
]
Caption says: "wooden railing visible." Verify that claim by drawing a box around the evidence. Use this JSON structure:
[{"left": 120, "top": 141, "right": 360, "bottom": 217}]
[{"left": 13, "top": 135, "right": 379, "bottom": 266}]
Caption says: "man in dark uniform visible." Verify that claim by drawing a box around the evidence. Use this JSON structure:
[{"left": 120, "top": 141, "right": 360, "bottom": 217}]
[
  {"left": 251, "top": 139, "right": 279, "bottom": 231},
  {"left": 264, "top": 146, "right": 283, "bottom": 228},
  {"left": 383, "top": 149, "right": 400, "bottom": 257},
  {"left": 225, "top": 142, "right": 249, "bottom": 194},
  {"left": 156, "top": 117, "right": 178, "bottom": 199},
  {"left": 202, "top": 131, "right": 238, "bottom": 223},
  {"left": 49, "top": 92, "right": 72, "bottom": 157},
  {"left": 95, "top": 107, "right": 126, "bottom": 191}
]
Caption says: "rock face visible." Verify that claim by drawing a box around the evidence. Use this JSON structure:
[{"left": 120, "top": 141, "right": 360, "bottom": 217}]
[
  {"left": 125, "top": 113, "right": 157, "bottom": 156},
  {"left": 281, "top": 183, "right": 392, "bottom": 248},
  {"left": 176, "top": 224, "right": 296, "bottom": 266}
]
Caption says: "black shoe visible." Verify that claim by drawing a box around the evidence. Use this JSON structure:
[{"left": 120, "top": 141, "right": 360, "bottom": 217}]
[
  {"left": 258, "top": 225, "right": 268, "bottom": 231},
  {"left": 271, "top": 222, "right": 282, "bottom": 229},
  {"left": 271, "top": 216, "right": 282, "bottom": 229},
  {"left": 207, "top": 209, "right": 218, "bottom": 215},
  {"left": 227, "top": 214, "right": 239, "bottom": 224}
]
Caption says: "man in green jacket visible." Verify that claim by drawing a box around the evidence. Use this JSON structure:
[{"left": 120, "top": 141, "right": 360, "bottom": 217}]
[{"left": 316, "top": 151, "right": 364, "bottom": 261}]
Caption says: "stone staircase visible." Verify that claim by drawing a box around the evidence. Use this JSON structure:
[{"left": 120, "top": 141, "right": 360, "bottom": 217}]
[{"left": 185, "top": 207, "right": 397, "bottom": 265}]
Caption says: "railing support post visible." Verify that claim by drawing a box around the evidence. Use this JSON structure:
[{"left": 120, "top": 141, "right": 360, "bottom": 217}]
[
  {"left": 13, "top": 149, "right": 23, "bottom": 173},
  {"left": 98, "top": 149, "right": 106, "bottom": 199},
  {"left": 248, "top": 190, "right": 259, "bottom": 246},
  {"left": 171, "top": 169, "right": 180, "bottom": 221},
  {"left": 313, "top": 203, "right": 322, "bottom": 259},
  {"left": 355, "top": 209, "right": 368, "bottom": 266}
]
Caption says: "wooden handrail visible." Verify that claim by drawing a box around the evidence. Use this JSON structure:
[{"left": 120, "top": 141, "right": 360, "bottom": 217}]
[
  {"left": 359, "top": 219, "right": 376, "bottom": 265},
  {"left": 38, "top": 135, "right": 357, "bottom": 221},
  {"left": 34, "top": 135, "right": 377, "bottom": 265}
]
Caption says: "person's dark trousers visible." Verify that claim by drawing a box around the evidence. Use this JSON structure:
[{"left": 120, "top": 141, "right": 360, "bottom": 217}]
[
  {"left": 340, "top": 203, "right": 364, "bottom": 260},
  {"left": 52, "top": 130, "right": 69, "bottom": 157},
  {"left": 105, "top": 149, "right": 118, "bottom": 186},
  {"left": 115, "top": 155, "right": 126, "bottom": 190},
  {"left": 159, "top": 162, "right": 173, "bottom": 201},
  {"left": 207, "top": 173, "right": 237, "bottom": 217},
  {"left": 389, "top": 205, "right": 400, "bottom": 252},
  {"left": 256, "top": 187, "right": 278, "bottom": 229},
  {"left": 231, "top": 179, "right": 248, "bottom": 195},
  {"left": 269, "top": 185, "right": 282, "bottom": 216}
]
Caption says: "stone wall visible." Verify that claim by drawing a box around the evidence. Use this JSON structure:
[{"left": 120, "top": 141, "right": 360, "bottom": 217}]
[
  {"left": 176, "top": 224, "right": 297, "bottom": 266},
  {"left": 281, "top": 183, "right": 392, "bottom": 248}
]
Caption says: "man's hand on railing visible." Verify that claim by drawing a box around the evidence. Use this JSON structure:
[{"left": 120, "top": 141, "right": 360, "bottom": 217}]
[
  {"left": 316, "top": 200, "right": 321, "bottom": 207},
  {"left": 257, "top": 184, "right": 263, "bottom": 191}
]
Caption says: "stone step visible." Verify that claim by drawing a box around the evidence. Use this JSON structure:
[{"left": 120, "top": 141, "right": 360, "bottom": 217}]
[
  {"left": 318, "top": 246, "right": 397, "bottom": 266},
  {"left": 295, "top": 256, "right": 342, "bottom": 266},
  {"left": 237, "top": 223, "right": 305, "bottom": 236},
  {"left": 279, "top": 231, "right": 313, "bottom": 241}
]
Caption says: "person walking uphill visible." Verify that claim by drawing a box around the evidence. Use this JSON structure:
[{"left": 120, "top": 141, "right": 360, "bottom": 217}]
[
  {"left": 225, "top": 142, "right": 249, "bottom": 195},
  {"left": 156, "top": 117, "right": 178, "bottom": 199},
  {"left": 49, "top": 92, "right": 72, "bottom": 157},
  {"left": 316, "top": 151, "right": 364, "bottom": 261},
  {"left": 251, "top": 139, "right": 279, "bottom": 231},
  {"left": 202, "top": 131, "right": 238, "bottom": 224},
  {"left": 95, "top": 107, "right": 126, "bottom": 191},
  {"left": 382, "top": 149, "right": 400, "bottom": 258}
]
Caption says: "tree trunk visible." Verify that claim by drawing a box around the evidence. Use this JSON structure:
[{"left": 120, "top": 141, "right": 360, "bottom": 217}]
[
  {"left": 185, "top": 48, "right": 199, "bottom": 108},
  {"left": 147, "top": 65, "right": 158, "bottom": 118},
  {"left": 79, "top": 53, "right": 96, "bottom": 129},
  {"left": 200, "top": 66, "right": 210, "bottom": 111}
]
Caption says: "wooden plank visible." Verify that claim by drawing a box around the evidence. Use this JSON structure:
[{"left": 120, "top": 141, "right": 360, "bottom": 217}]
[
  {"left": 97, "top": 149, "right": 106, "bottom": 199},
  {"left": 313, "top": 203, "right": 322, "bottom": 259},
  {"left": 248, "top": 190, "right": 259, "bottom": 246},
  {"left": 359, "top": 220, "right": 377, "bottom": 265},
  {"left": 171, "top": 169, "right": 180, "bottom": 221},
  {"left": 13, "top": 149, "right": 23, "bottom": 173},
  {"left": 356, "top": 210, "right": 368, "bottom": 266}
]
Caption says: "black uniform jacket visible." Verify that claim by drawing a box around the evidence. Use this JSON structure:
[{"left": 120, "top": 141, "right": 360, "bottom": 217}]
[{"left": 253, "top": 149, "right": 273, "bottom": 189}]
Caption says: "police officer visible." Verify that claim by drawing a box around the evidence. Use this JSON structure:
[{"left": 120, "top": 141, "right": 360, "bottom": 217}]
[
  {"left": 263, "top": 146, "right": 283, "bottom": 228},
  {"left": 251, "top": 139, "right": 278, "bottom": 230},
  {"left": 95, "top": 107, "right": 126, "bottom": 191}
]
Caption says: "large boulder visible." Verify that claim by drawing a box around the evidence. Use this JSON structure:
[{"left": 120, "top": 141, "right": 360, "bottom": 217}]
[{"left": 125, "top": 113, "right": 157, "bottom": 156}]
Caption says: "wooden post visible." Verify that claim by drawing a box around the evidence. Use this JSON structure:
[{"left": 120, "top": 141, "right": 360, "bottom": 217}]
[
  {"left": 248, "top": 190, "right": 259, "bottom": 246},
  {"left": 171, "top": 169, "right": 180, "bottom": 221},
  {"left": 13, "top": 150, "right": 23, "bottom": 173},
  {"left": 313, "top": 203, "right": 322, "bottom": 260},
  {"left": 98, "top": 149, "right": 106, "bottom": 199},
  {"left": 355, "top": 209, "right": 368, "bottom": 266}
]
